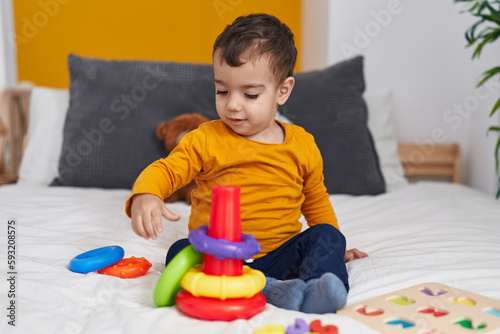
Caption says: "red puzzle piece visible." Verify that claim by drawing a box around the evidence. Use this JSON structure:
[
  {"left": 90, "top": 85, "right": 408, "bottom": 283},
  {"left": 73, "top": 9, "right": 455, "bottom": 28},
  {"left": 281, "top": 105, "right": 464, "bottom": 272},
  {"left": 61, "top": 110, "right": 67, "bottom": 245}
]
[
  {"left": 309, "top": 319, "right": 338, "bottom": 334},
  {"left": 418, "top": 307, "right": 449, "bottom": 317},
  {"left": 355, "top": 305, "right": 384, "bottom": 316}
]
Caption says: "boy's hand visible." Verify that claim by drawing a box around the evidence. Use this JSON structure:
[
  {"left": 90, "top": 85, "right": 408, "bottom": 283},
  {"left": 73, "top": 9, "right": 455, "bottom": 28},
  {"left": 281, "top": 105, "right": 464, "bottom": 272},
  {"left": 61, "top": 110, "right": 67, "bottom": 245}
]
[
  {"left": 344, "top": 248, "right": 368, "bottom": 263},
  {"left": 130, "top": 193, "right": 180, "bottom": 240}
]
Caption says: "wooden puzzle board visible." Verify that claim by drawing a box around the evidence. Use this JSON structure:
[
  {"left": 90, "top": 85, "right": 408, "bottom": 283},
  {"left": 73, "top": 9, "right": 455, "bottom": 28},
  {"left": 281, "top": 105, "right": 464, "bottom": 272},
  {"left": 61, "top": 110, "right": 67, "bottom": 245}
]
[{"left": 338, "top": 282, "right": 500, "bottom": 334}]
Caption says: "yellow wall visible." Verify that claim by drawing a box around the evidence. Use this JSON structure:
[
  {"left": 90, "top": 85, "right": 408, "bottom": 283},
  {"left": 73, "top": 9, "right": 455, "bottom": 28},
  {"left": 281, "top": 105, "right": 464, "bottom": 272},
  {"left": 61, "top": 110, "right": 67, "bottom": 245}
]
[{"left": 13, "top": 0, "right": 301, "bottom": 88}]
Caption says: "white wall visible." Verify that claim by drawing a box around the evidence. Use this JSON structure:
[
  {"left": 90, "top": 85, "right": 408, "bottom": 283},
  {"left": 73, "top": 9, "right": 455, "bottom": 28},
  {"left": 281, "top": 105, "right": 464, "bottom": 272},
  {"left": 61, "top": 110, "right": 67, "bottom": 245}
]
[
  {"left": 303, "top": 0, "right": 500, "bottom": 195},
  {"left": 0, "top": 0, "right": 17, "bottom": 89},
  {"left": 0, "top": 0, "right": 7, "bottom": 90}
]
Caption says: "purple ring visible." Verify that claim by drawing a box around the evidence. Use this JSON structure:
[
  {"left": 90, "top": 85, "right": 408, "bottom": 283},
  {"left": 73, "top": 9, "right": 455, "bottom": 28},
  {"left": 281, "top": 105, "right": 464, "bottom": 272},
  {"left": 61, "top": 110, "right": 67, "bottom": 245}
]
[{"left": 188, "top": 226, "right": 261, "bottom": 260}]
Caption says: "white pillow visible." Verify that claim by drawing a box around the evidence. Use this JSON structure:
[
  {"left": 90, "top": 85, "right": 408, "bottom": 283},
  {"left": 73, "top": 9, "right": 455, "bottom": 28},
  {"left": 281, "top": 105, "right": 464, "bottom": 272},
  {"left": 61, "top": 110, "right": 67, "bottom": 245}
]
[
  {"left": 365, "top": 89, "right": 408, "bottom": 189},
  {"left": 17, "top": 87, "right": 69, "bottom": 186}
]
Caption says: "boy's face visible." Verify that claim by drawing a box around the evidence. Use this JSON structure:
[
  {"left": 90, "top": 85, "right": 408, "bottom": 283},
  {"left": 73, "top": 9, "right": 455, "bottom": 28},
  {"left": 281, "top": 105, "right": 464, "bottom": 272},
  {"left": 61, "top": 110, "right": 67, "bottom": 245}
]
[{"left": 213, "top": 49, "right": 294, "bottom": 143}]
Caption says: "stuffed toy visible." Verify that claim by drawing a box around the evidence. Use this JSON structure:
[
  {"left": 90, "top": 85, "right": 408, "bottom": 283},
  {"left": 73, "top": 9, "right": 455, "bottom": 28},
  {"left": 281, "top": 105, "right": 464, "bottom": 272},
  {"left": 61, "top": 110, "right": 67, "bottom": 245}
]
[{"left": 156, "top": 112, "right": 209, "bottom": 204}]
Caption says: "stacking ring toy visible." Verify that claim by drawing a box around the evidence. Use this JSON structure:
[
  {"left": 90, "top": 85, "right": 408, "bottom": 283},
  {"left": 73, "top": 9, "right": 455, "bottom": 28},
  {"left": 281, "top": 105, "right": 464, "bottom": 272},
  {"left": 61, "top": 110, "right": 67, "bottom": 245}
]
[
  {"left": 189, "top": 225, "right": 261, "bottom": 260},
  {"left": 180, "top": 264, "right": 265, "bottom": 300},
  {"left": 69, "top": 245, "right": 124, "bottom": 273},
  {"left": 175, "top": 289, "right": 266, "bottom": 321},
  {"left": 154, "top": 245, "right": 204, "bottom": 307},
  {"left": 98, "top": 257, "right": 152, "bottom": 278}
]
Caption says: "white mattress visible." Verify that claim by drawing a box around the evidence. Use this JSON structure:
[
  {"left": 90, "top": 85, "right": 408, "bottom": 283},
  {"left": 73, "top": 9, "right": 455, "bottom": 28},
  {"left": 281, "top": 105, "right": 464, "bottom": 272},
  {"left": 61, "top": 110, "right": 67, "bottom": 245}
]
[{"left": 1, "top": 182, "right": 499, "bottom": 333}]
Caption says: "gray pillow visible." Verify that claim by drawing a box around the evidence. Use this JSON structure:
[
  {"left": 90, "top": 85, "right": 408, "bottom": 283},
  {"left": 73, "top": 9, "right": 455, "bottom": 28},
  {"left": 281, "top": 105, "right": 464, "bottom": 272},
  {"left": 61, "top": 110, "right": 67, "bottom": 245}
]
[
  {"left": 52, "top": 54, "right": 384, "bottom": 195},
  {"left": 279, "top": 56, "right": 386, "bottom": 195},
  {"left": 51, "top": 54, "right": 218, "bottom": 189}
]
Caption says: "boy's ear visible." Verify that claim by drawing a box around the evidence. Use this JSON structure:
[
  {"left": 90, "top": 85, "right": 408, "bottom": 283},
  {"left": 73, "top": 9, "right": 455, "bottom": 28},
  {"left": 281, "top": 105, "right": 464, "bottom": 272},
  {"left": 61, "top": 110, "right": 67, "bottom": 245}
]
[{"left": 277, "top": 76, "right": 295, "bottom": 106}]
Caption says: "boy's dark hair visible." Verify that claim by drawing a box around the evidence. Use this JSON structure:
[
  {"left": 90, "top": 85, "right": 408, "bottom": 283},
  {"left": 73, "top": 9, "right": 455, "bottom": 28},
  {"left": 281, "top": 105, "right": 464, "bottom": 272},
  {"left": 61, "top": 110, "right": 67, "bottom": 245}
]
[{"left": 213, "top": 13, "right": 297, "bottom": 85}]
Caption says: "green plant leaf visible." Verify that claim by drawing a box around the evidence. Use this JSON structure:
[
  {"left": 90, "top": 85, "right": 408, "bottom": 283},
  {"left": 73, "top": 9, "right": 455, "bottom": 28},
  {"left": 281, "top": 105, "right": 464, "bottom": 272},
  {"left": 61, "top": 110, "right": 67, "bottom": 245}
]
[
  {"left": 489, "top": 97, "right": 500, "bottom": 117},
  {"left": 469, "top": 1, "right": 481, "bottom": 12},
  {"left": 465, "top": 18, "right": 485, "bottom": 43},
  {"left": 468, "top": 26, "right": 500, "bottom": 58},
  {"left": 483, "top": 1, "right": 500, "bottom": 23},
  {"left": 471, "top": 29, "right": 498, "bottom": 58},
  {"left": 479, "top": 13, "right": 500, "bottom": 25},
  {"left": 487, "top": 126, "right": 500, "bottom": 133},
  {"left": 477, "top": 1, "right": 488, "bottom": 14},
  {"left": 461, "top": 1, "right": 481, "bottom": 15},
  {"left": 477, "top": 66, "right": 500, "bottom": 87},
  {"left": 495, "top": 136, "right": 500, "bottom": 173},
  {"left": 496, "top": 178, "right": 500, "bottom": 198}
]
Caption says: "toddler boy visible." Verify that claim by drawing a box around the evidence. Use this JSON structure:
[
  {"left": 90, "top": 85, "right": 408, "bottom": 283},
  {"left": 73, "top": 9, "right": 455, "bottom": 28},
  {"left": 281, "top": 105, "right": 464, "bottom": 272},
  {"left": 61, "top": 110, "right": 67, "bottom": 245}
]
[{"left": 126, "top": 13, "right": 367, "bottom": 313}]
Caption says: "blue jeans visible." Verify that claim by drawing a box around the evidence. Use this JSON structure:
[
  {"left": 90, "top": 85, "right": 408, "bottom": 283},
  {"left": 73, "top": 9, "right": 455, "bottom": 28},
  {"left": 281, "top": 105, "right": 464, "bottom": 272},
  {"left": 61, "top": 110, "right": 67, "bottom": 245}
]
[{"left": 165, "top": 224, "right": 349, "bottom": 290}]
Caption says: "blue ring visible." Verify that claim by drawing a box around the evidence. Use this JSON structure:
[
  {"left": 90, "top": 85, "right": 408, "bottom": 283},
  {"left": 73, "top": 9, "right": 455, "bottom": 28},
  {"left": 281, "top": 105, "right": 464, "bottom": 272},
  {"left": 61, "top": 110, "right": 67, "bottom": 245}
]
[
  {"left": 69, "top": 246, "right": 125, "bottom": 273},
  {"left": 188, "top": 226, "right": 261, "bottom": 260}
]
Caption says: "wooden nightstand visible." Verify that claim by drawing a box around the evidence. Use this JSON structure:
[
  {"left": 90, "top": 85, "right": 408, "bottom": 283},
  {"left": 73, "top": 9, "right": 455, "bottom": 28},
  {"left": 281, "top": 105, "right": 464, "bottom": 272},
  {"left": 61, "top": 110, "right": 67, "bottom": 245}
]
[
  {"left": 0, "top": 87, "right": 31, "bottom": 185},
  {"left": 398, "top": 143, "right": 461, "bottom": 183}
]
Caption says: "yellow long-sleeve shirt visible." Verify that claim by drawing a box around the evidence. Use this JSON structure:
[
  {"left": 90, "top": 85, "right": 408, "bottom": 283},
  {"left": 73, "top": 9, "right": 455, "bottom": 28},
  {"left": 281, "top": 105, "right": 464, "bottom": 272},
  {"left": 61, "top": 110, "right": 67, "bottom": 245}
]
[{"left": 126, "top": 119, "right": 338, "bottom": 258}]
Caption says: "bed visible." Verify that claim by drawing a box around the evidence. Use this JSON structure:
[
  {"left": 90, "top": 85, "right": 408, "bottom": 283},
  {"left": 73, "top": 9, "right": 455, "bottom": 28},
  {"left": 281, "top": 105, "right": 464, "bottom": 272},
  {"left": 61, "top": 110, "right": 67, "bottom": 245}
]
[{"left": 1, "top": 55, "right": 499, "bottom": 334}]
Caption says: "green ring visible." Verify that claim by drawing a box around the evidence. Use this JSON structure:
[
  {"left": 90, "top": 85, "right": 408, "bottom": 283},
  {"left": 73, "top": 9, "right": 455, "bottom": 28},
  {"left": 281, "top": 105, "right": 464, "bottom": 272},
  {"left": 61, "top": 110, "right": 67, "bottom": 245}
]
[{"left": 153, "top": 245, "right": 204, "bottom": 307}]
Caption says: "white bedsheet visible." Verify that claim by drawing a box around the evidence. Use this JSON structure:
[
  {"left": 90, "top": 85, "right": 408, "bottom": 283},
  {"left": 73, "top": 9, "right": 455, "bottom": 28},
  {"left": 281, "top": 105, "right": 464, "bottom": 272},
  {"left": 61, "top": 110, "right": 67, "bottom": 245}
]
[{"left": 1, "top": 182, "right": 499, "bottom": 333}]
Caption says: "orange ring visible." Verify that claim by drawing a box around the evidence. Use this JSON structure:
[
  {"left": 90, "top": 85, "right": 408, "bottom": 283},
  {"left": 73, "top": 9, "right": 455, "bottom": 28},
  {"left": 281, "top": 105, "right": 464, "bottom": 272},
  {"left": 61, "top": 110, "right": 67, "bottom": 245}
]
[{"left": 98, "top": 256, "right": 152, "bottom": 278}]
